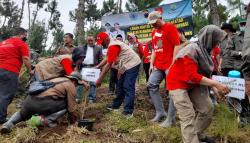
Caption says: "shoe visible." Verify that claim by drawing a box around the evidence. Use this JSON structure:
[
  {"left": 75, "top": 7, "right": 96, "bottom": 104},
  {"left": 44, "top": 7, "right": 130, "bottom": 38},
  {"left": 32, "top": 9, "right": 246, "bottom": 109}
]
[
  {"left": 122, "top": 111, "right": 133, "bottom": 119},
  {"left": 160, "top": 118, "right": 175, "bottom": 128},
  {"left": 0, "top": 124, "right": 12, "bottom": 134},
  {"left": 150, "top": 112, "right": 167, "bottom": 122},
  {"left": 106, "top": 104, "right": 119, "bottom": 111},
  {"left": 199, "top": 136, "right": 216, "bottom": 143}
]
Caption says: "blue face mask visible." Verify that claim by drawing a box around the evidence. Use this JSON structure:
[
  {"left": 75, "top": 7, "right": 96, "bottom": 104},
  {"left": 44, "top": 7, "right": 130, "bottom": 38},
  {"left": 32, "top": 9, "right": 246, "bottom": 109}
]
[{"left": 240, "top": 26, "right": 246, "bottom": 32}]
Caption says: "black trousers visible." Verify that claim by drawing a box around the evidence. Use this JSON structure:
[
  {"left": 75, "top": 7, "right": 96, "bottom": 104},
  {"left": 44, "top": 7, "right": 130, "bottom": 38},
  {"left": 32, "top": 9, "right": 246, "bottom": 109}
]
[
  {"left": 143, "top": 63, "right": 150, "bottom": 82},
  {"left": 109, "top": 68, "right": 118, "bottom": 92},
  {"left": 0, "top": 68, "right": 18, "bottom": 122},
  {"left": 20, "top": 96, "right": 66, "bottom": 120}
]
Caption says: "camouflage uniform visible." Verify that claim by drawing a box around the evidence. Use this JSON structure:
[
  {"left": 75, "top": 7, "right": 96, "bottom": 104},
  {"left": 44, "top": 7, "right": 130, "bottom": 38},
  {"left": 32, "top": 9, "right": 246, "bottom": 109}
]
[{"left": 221, "top": 32, "right": 244, "bottom": 75}]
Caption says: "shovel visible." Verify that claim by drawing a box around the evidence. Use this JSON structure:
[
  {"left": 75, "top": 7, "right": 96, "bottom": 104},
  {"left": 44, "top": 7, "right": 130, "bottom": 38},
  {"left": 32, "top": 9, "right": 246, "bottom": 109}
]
[{"left": 78, "top": 84, "right": 95, "bottom": 131}]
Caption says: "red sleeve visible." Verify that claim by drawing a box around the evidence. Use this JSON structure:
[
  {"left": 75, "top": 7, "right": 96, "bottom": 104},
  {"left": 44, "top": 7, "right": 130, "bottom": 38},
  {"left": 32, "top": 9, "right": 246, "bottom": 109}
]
[
  {"left": 19, "top": 41, "right": 30, "bottom": 57},
  {"left": 214, "top": 47, "right": 220, "bottom": 55},
  {"left": 107, "top": 45, "right": 121, "bottom": 63},
  {"left": 60, "top": 58, "right": 73, "bottom": 75},
  {"left": 138, "top": 43, "right": 144, "bottom": 57},
  {"left": 143, "top": 44, "right": 149, "bottom": 58},
  {"left": 165, "top": 23, "right": 180, "bottom": 47},
  {"left": 184, "top": 56, "right": 203, "bottom": 84}
]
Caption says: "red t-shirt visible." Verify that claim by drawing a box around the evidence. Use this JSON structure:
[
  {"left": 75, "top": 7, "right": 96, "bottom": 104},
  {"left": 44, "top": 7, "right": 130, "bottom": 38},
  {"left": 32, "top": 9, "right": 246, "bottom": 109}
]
[
  {"left": 0, "top": 38, "right": 30, "bottom": 74},
  {"left": 152, "top": 23, "right": 180, "bottom": 70},
  {"left": 211, "top": 47, "right": 220, "bottom": 72},
  {"left": 107, "top": 45, "right": 121, "bottom": 63},
  {"left": 166, "top": 56, "right": 203, "bottom": 90},
  {"left": 143, "top": 42, "right": 152, "bottom": 63}
]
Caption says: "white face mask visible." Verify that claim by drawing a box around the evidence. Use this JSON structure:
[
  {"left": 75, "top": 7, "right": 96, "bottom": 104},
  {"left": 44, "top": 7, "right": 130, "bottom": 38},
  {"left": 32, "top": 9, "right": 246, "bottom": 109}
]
[{"left": 239, "top": 26, "right": 246, "bottom": 32}]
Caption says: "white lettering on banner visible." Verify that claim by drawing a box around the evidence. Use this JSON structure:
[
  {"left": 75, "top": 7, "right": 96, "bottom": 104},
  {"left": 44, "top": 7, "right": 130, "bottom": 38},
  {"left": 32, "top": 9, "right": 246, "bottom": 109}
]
[
  {"left": 212, "top": 75, "right": 245, "bottom": 100},
  {"left": 81, "top": 68, "right": 101, "bottom": 82}
]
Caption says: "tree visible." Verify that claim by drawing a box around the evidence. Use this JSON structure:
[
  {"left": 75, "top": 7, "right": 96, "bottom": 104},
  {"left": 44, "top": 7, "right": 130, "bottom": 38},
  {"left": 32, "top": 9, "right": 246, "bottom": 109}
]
[
  {"left": 49, "top": 27, "right": 64, "bottom": 54},
  {"left": 28, "top": 0, "right": 48, "bottom": 31},
  {"left": 0, "top": 0, "right": 20, "bottom": 28},
  {"left": 193, "top": 0, "right": 209, "bottom": 34},
  {"left": 17, "top": 0, "right": 25, "bottom": 27},
  {"left": 125, "top": 0, "right": 163, "bottom": 12},
  {"left": 70, "top": 0, "right": 101, "bottom": 45},
  {"left": 101, "top": 0, "right": 118, "bottom": 16},
  {"left": 44, "top": 0, "right": 63, "bottom": 47},
  {"left": 209, "top": 0, "right": 220, "bottom": 26},
  {"left": 208, "top": 4, "right": 229, "bottom": 25},
  {"left": 29, "top": 21, "right": 47, "bottom": 52}
]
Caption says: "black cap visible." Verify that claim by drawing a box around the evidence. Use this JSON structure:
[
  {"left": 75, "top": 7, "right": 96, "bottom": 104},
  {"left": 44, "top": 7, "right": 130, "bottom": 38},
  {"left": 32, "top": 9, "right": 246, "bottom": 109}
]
[
  {"left": 221, "top": 23, "right": 236, "bottom": 33},
  {"left": 72, "top": 48, "right": 85, "bottom": 63}
]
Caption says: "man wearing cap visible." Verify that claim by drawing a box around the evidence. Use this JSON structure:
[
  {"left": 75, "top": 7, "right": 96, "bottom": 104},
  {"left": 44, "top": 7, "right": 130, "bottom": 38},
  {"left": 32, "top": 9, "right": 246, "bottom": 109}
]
[
  {"left": 0, "top": 72, "right": 83, "bottom": 133},
  {"left": 95, "top": 32, "right": 141, "bottom": 118},
  {"left": 147, "top": 11, "right": 180, "bottom": 122},
  {"left": 220, "top": 23, "right": 235, "bottom": 75},
  {"left": 221, "top": 20, "right": 246, "bottom": 76}
]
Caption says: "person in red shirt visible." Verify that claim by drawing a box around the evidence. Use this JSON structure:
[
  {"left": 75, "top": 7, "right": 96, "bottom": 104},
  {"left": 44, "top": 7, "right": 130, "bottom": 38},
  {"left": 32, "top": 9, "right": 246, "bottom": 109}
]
[
  {"left": 95, "top": 32, "right": 141, "bottom": 118},
  {"left": 127, "top": 33, "right": 144, "bottom": 58},
  {"left": 166, "top": 25, "right": 230, "bottom": 143},
  {"left": 147, "top": 11, "right": 180, "bottom": 122},
  {"left": 211, "top": 46, "right": 221, "bottom": 75},
  {"left": 143, "top": 40, "right": 152, "bottom": 82},
  {"left": 0, "top": 28, "right": 32, "bottom": 124}
]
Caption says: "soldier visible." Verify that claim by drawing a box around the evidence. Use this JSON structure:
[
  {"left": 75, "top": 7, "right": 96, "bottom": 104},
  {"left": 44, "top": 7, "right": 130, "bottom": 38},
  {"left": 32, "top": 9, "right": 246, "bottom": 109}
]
[{"left": 221, "top": 19, "right": 246, "bottom": 76}]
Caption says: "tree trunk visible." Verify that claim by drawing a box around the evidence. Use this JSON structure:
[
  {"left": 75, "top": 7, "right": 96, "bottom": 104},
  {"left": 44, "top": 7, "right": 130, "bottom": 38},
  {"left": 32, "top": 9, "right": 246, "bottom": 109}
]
[
  {"left": 76, "top": 0, "right": 86, "bottom": 46},
  {"left": 209, "top": 0, "right": 220, "bottom": 26},
  {"left": 17, "top": 0, "right": 25, "bottom": 27},
  {"left": 31, "top": 4, "right": 40, "bottom": 30},
  {"left": 1, "top": 16, "right": 7, "bottom": 28},
  {"left": 28, "top": 0, "right": 31, "bottom": 31}
]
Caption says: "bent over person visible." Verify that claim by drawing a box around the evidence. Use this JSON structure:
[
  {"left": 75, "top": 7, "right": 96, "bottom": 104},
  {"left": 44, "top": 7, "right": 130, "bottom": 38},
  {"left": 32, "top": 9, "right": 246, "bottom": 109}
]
[
  {"left": 0, "top": 72, "right": 82, "bottom": 133},
  {"left": 95, "top": 32, "right": 141, "bottom": 118},
  {"left": 167, "top": 25, "right": 230, "bottom": 143}
]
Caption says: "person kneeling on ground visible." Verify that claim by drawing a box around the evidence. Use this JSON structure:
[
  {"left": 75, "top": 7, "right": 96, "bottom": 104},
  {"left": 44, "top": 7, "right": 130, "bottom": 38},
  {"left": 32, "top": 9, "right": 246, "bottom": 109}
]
[
  {"left": 166, "top": 25, "right": 231, "bottom": 143},
  {"left": 0, "top": 72, "right": 83, "bottom": 134}
]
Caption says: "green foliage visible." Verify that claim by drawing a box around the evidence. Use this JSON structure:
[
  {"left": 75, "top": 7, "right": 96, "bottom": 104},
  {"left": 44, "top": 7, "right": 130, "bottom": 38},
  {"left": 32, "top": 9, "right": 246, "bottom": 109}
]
[
  {"left": 101, "top": 0, "right": 118, "bottom": 15},
  {"left": 45, "top": 0, "right": 62, "bottom": 30},
  {"left": 29, "top": 21, "right": 47, "bottom": 53},
  {"left": 207, "top": 4, "right": 229, "bottom": 24},
  {"left": 125, "top": 0, "right": 163, "bottom": 12},
  {"left": 229, "top": 14, "right": 242, "bottom": 31}
]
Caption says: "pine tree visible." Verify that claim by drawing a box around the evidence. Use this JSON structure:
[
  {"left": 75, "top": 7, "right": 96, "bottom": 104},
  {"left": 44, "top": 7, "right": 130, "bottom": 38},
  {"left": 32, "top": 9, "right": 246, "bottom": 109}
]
[{"left": 125, "top": 0, "right": 163, "bottom": 12}]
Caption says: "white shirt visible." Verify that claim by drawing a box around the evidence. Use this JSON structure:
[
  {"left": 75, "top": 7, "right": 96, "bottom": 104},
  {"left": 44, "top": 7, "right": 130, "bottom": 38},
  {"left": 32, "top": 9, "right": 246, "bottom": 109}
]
[{"left": 83, "top": 46, "right": 94, "bottom": 65}]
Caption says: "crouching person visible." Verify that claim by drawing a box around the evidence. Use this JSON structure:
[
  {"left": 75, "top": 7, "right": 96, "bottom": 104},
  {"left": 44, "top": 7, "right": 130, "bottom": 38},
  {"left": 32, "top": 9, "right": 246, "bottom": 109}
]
[
  {"left": 166, "top": 25, "right": 231, "bottom": 143},
  {"left": 0, "top": 72, "right": 82, "bottom": 134}
]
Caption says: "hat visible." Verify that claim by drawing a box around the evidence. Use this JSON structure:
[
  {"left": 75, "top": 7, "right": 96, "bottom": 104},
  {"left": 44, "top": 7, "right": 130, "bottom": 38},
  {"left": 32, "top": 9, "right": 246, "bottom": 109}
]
[
  {"left": 239, "top": 18, "right": 246, "bottom": 24},
  {"left": 96, "top": 32, "right": 109, "bottom": 45},
  {"left": 72, "top": 48, "right": 85, "bottom": 63},
  {"left": 148, "top": 11, "right": 162, "bottom": 24},
  {"left": 221, "top": 23, "right": 236, "bottom": 33},
  {"left": 66, "top": 71, "right": 83, "bottom": 85}
]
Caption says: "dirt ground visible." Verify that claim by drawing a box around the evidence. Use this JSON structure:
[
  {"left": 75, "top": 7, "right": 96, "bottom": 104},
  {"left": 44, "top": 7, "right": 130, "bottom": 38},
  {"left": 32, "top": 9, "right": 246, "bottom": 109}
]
[{"left": 1, "top": 85, "right": 250, "bottom": 143}]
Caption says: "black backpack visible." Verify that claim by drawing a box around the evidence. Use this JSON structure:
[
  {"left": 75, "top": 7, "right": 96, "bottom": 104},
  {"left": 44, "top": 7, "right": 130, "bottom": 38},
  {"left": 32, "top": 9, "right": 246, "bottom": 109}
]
[{"left": 28, "top": 80, "right": 68, "bottom": 96}]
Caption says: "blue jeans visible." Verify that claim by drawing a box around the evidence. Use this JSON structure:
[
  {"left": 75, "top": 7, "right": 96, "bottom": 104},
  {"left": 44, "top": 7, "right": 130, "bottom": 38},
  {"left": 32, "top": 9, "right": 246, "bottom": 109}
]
[
  {"left": 88, "top": 82, "right": 96, "bottom": 101},
  {"left": 112, "top": 65, "right": 140, "bottom": 114},
  {"left": 0, "top": 68, "right": 18, "bottom": 122}
]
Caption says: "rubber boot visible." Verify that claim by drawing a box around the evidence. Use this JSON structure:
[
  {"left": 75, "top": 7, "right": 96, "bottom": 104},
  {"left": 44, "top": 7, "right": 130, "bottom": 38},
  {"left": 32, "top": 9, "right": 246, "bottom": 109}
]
[
  {"left": 160, "top": 97, "right": 176, "bottom": 128},
  {"left": 0, "top": 111, "right": 22, "bottom": 134},
  {"left": 44, "top": 109, "right": 67, "bottom": 127},
  {"left": 150, "top": 94, "right": 167, "bottom": 122}
]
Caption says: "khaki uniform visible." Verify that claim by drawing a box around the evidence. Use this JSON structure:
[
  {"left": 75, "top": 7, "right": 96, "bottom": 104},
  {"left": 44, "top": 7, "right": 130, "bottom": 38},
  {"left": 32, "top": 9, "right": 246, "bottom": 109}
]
[
  {"left": 38, "top": 77, "right": 77, "bottom": 116},
  {"left": 109, "top": 39, "right": 141, "bottom": 72},
  {"left": 57, "top": 43, "right": 75, "bottom": 55},
  {"left": 171, "top": 88, "right": 213, "bottom": 143},
  {"left": 222, "top": 33, "right": 244, "bottom": 71},
  {"left": 35, "top": 55, "right": 72, "bottom": 80}
]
